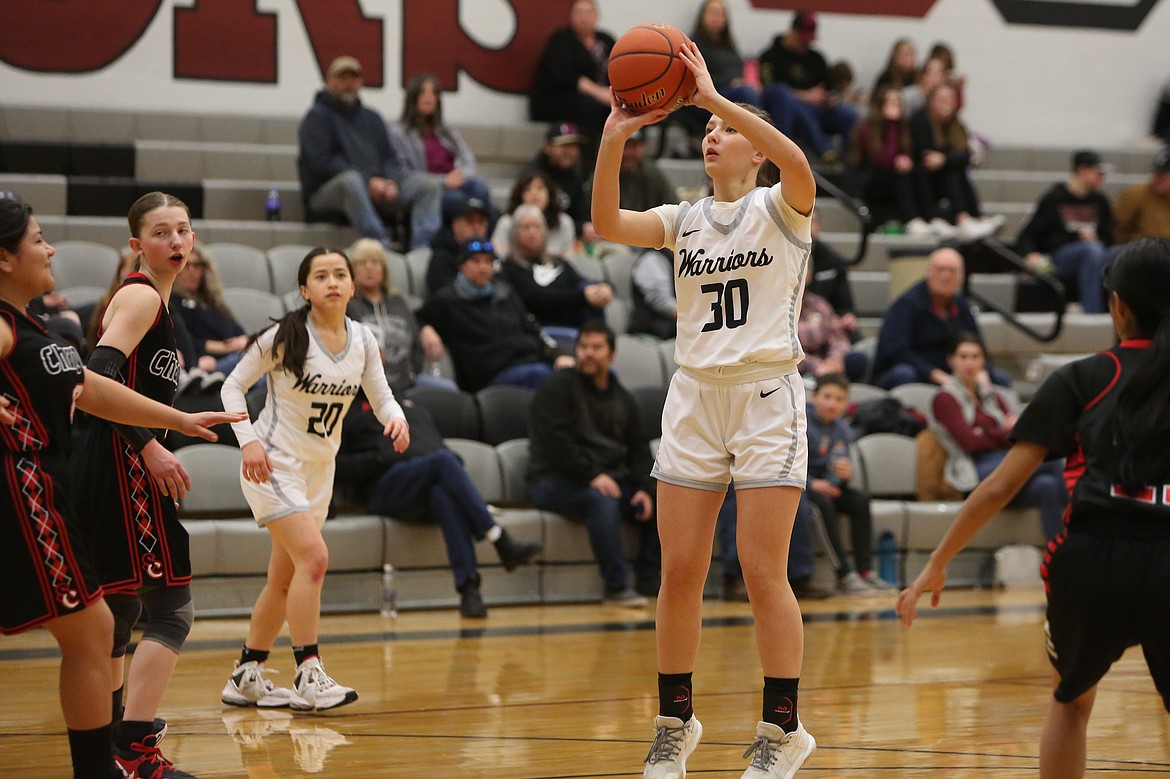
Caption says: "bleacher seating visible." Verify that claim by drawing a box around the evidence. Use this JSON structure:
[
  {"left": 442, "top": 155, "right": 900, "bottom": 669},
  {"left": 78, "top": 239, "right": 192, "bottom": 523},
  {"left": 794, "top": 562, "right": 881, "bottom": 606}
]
[{"left": 5, "top": 102, "right": 1126, "bottom": 613}]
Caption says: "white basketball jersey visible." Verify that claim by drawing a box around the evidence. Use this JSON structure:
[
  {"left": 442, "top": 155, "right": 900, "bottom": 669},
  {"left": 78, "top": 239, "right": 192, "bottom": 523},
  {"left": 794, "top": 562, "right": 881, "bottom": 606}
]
[
  {"left": 652, "top": 183, "right": 811, "bottom": 370},
  {"left": 222, "top": 318, "right": 403, "bottom": 462}
]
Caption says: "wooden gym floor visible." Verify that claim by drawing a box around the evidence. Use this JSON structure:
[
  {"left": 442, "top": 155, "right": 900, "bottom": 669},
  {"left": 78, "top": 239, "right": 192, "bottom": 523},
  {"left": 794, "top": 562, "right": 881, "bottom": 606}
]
[{"left": 2, "top": 587, "right": 1167, "bottom": 777}]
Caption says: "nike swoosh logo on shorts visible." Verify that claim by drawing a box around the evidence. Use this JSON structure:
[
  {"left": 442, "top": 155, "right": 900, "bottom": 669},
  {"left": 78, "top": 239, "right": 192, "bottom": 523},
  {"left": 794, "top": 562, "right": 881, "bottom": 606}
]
[
  {"left": 681, "top": 228, "right": 700, "bottom": 237},
  {"left": 760, "top": 387, "right": 781, "bottom": 398}
]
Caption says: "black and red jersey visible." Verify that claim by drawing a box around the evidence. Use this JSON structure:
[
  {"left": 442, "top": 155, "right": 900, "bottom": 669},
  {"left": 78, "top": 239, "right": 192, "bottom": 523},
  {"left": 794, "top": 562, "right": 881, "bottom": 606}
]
[
  {"left": 96, "top": 272, "right": 180, "bottom": 414},
  {"left": 1013, "top": 340, "right": 1170, "bottom": 536},
  {"left": 0, "top": 299, "right": 84, "bottom": 454}
]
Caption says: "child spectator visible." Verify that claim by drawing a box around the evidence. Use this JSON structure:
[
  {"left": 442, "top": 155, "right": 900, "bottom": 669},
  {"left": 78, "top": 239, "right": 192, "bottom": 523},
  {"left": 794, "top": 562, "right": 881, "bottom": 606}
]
[
  {"left": 847, "top": 86, "right": 919, "bottom": 233},
  {"left": 802, "top": 374, "right": 893, "bottom": 593}
]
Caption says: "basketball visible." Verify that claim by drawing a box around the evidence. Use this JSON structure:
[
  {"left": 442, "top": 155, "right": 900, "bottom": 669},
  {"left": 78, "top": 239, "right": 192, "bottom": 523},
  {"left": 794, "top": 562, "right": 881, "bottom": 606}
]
[{"left": 608, "top": 23, "right": 697, "bottom": 115}]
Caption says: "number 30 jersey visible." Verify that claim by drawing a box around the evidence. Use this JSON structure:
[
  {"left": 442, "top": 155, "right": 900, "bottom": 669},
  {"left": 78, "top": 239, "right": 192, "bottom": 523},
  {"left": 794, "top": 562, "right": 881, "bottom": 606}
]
[
  {"left": 222, "top": 317, "right": 403, "bottom": 462},
  {"left": 652, "top": 183, "right": 811, "bottom": 371}
]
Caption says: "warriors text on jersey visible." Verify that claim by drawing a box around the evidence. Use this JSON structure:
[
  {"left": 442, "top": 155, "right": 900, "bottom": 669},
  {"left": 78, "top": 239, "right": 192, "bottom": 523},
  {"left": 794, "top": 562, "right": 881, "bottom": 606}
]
[
  {"left": 651, "top": 182, "right": 812, "bottom": 371},
  {"left": 221, "top": 317, "right": 404, "bottom": 463},
  {"left": 0, "top": 300, "right": 102, "bottom": 633}
]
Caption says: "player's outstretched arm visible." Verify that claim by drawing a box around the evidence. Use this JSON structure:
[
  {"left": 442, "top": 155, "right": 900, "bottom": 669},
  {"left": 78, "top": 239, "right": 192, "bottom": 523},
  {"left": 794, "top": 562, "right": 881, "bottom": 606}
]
[
  {"left": 77, "top": 370, "right": 245, "bottom": 440},
  {"left": 679, "top": 42, "right": 815, "bottom": 215},
  {"left": 591, "top": 96, "right": 670, "bottom": 248},
  {"left": 897, "top": 441, "right": 1047, "bottom": 626}
]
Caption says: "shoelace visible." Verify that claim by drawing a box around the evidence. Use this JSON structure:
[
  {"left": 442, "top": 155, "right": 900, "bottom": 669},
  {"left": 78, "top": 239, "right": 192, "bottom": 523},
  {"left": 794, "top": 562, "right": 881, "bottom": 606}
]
[
  {"left": 644, "top": 724, "right": 684, "bottom": 765},
  {"left": 742, "top": 733, "right": 780, "bottom": 770},
  {"left": 124, "top": 740, "right": 176, "bottom": 768},
  {"left": 247, "top": 665, "right": 282, "bottom": 693},
  {"left": 303, "top": 665, "right": 339, "bottom": 691}
]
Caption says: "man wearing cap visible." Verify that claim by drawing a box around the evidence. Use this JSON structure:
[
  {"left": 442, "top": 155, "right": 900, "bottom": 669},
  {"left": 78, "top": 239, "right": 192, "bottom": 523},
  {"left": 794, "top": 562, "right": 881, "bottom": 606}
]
[
  {"left": 526, "top": 123, "right": 595, "bottom": 242},
  {"left": 616, "top": 130, "right": 674, "bottom": 212},
  {"left": 415, "top": 237, "right": 568, "bottom": 392},
  {"left": 757, "top": 11, "right": 857, "bottom": 163},
  {"left": 298, "top": 55, "right": 443, "bottom": 250},
  {"left": 1114, "top": 147, "right": 1170, "bottom": 244},
  {"left": 425, "top": 195, "right": 491, "bottom": 296},
  {"left": 1015, "top": 150, "right": 1115, "bottom": 313}
]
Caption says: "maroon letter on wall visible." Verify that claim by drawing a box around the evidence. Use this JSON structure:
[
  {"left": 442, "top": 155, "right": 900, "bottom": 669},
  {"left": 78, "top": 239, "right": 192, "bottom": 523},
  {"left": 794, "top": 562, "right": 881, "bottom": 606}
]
[
  {"left": 402, "top": 0, "right": 567, "bottom": 93},
  {"left": 294, "top": 0, "right": 384, "bottom": 88},
  {"left": 0, "top": 0, "right": 162, "bottom": 73},
  {"left": 747, "top": 0, "right": 939, "bottom": 16},
  {"left": 174, "top": 0, "right": 277, "bottom": 82}
]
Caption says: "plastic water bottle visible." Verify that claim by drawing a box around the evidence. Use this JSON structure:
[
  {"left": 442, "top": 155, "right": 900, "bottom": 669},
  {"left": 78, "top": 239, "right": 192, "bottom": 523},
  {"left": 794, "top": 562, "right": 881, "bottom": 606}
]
[
  {"left": 876, "top": 530, "right": 897, "bottom": 586},
  {"left": 826, "top": 441, "right": 849, "bottom": 487},
  {"left": 265, "top": 188, "right": 282, "bottom": 221},
  {"left": 380, "top": 563, "right": 397, "bottom": 618}
]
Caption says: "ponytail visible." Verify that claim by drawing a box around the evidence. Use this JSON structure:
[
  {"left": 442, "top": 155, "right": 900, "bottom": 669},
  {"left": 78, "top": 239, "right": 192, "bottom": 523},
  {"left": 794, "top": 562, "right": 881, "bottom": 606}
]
[{"left": 1110, "top": 238, "right": 1170, "bottom": 492}]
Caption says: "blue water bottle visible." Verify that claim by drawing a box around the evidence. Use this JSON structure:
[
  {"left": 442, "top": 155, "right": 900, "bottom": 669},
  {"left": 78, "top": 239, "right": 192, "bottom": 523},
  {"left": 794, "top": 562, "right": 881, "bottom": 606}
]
[
  {"left": 265, "top": 188, "right": 282, "bottom": 221},
  {"left": 876, "top": 530, "right": 897, "bottom": 586}
]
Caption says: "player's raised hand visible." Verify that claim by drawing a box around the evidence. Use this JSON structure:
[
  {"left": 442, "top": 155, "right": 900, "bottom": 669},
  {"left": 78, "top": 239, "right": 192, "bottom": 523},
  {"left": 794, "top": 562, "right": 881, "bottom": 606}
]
[{"left": 677, "top": 41, "right": 717, "bottom": 111}]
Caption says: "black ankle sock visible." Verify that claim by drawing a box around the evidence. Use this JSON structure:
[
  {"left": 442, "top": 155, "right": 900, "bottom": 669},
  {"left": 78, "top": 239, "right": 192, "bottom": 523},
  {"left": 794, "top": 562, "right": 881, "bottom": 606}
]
[
  {"left": 293, "top": 644, "right": 319, "bottom": 667},
  {"left": 657, "top": 672, "right": 694, "bottom": 722},
  {"left": 111, "top": 686, "right": 124, "bottom": 728},
  {"left": 68, "top": 724, "right": 114, "bottom": 778},
  {"left": 115, "top": 719, "right": 153, "bottom": 749},
  {"left": 240, "top": 646, "right": 270, "bottom": 666},
  {"left": 763, "top": 676, "right": 799, "bottom": 733}
]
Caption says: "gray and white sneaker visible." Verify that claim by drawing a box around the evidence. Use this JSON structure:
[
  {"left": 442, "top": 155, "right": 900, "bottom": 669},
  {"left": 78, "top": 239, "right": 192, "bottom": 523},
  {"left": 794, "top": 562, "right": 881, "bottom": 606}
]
[
  {"left": 838, "top": 571, "right": 873, "bottom": 596},
  {"left": 222, "top": 660, "right": 310, "bottom": 710},
  {"left": 644, "top": 715, "right": 702, "bottom": 779},
  {"left": 740, "top": 720, "right": 815, "bottom": 778},
  {"left": 293, "top": 657, "right": 358, "bottom": 711},
  {"left": 861, "top": 570, "right": 897, "bottom": 590}
]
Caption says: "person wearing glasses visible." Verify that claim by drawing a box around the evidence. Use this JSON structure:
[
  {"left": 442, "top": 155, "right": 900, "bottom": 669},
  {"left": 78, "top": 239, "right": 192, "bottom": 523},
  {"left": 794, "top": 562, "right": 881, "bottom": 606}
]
[{"left": 415, "top": 237, "right": 571, "bottom": 392}]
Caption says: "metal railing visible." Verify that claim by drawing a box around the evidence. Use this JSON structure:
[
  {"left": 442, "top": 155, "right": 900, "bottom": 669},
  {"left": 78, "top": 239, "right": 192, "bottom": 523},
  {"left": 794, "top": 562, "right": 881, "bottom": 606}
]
[{"left": 813, "top": 169, "right": 872, "bottom": 266}]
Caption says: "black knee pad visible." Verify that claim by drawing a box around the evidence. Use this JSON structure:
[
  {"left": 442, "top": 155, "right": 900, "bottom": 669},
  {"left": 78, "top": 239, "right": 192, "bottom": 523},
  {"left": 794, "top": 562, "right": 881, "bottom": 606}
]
[
  {"left": 106, "top": 593, "right": 143, "bottom": 658},
  {"left": 137, "top": 584, "right": 194, "bottom": 653}
]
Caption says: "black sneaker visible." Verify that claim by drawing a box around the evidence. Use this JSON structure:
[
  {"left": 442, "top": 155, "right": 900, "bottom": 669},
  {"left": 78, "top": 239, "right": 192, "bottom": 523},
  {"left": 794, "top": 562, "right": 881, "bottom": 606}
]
[
  {"left": 493, "top": 529, "right": 542, "bottom": 572},
  {"left": 459, "top": 583, "right": 487, "bottom": 618},
  {"left": 114, "top": 726, "right": 197, "bottom": 778}
]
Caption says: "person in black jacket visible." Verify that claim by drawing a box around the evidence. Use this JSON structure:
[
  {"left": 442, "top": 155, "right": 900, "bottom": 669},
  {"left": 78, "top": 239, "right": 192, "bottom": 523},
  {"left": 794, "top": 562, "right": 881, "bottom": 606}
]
[
  {"left": 426, "top": 195, "right": 491, "bottom": 297},
  {"left": 1015, "top": 150, "right": 1115, "bottom": 313},
  {"left": 528, "top": 0, "right": 614, "bottom": 147},
  {"left": 336, "top": 394, "right": 541, "bottom": 618},
  {"left": 414, "top": 238, "right": 569, "bottom": 392},
  {"left": 297, "top": 55, "right": 442, "bottom": 250},
  {"left": 526, "top": 322, "right": 659, "bottom": 605}
]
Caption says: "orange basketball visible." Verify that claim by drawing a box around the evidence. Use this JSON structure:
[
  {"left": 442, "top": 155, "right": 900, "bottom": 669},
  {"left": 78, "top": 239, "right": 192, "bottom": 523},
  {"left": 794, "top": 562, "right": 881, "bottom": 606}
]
[{"left": 608, "top": 23, "right": 697, "bottom": 114}]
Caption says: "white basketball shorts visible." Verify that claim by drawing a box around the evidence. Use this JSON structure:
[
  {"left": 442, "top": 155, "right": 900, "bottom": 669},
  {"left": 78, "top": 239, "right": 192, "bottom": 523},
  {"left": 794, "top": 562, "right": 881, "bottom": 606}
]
[
  {"left": 652, "top": 367, "right": 808, "bottom": 491},
  {"left": 240, "top": 446, "right": 336, "bottom": 528}
]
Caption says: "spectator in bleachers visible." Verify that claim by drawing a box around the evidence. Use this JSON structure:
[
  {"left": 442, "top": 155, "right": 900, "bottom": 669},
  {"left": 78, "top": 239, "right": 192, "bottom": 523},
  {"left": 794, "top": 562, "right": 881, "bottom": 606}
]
[
  {"left": 1015, "top": 150, "right": 1115, "bottom": 313},
  {"left": 525, "top": 123, "right": 595, "bottom": 242},
  {"left": 528, "top": 0, "right": 614, "bottom": 148},
  {"left": 690, "top": 0, "right": 765, "bottom": 108},
  {"left": 500, "top": 204, "right": 612, "bottom": 343},
  {"left": 171, "top": 242, "right": 248, "bottom": 376},
  {"left": 336, "top": 390, "right": 541, "bottom": 618},
  {"left": 1156, "top": 77, "right": 1170, "bottom": 145},
  {"left": 827, "top": 59, "right": 866, "bottom": 114},
  {"left": 628, "top": 248, "right": 677, "bottom": 340},
  {"left": 388, "top": 73, "right": 496, "bottom": 225},
  {"left": 871, "top": 38, "right": 918, "bottom": 97},
  {"left": 757, "top": 11, "right": 859, "bottom": 163},
  {"left": 28, "top": 289, "right": 85, "bottom": 353},
  {"left": 526, "top": 321, "right": 660, "bottom": 604},
  {"left": 807, "top": 212, "right": 858, "bottom": 336},
  {"left": 415, "top": 237, "right": 569, "bottom": 392},
  {"left": 614, "top": 130, "right": 675, "bottom": 213},
  {"left": 491, "top": 170, "right": 576, "bottom": 259},
  {"left": 426, "top": 194, "right": 491, "bottom": 296},
  {"left": 847, "top": 87, "right": 920, "bottom": 235},
  {"left": 908, "top": 81, "right": 1002, "bottom": 239},
  {"left": 1112, "top": 146, "right": 1170, "bottom": 243},
  {"left": 346, "top": 238, "right": 454, "bottom": 395},
  {"left": 873, "top": 247, "right": 1010, "bottom": 389},
  {"left": 927, "top": 42, "right": 966, "bottom": 107},
  {"left": 801, "top": 374, "right": 892, "bottom": 594},
  {"left": 930, "top": 333, "right": 1067, "bottom": 540},
  {"left": 899, "top": 55, "right": 946, "bottom": 120},
  {"left": 797, "top": 265, "right": 867, "bottom": 381},
  {"left": 297, "top": 55, "right": 442, "bottom": 250}
]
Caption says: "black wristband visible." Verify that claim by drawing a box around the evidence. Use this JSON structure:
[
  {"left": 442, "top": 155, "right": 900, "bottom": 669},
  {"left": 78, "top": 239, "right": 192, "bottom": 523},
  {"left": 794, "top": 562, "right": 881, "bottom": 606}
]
[{"left": 89, "top": 345, "right": 156, "bottom": 452}]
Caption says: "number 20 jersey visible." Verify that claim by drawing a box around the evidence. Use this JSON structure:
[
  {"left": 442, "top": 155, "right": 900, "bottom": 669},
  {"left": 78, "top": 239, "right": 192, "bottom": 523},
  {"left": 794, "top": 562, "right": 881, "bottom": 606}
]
[
  {"left": 224, "top": 318, "right": 403, "bottom": 463},
  {"left": 652, "top": 183, "right": 812, "bottom": 371}
]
